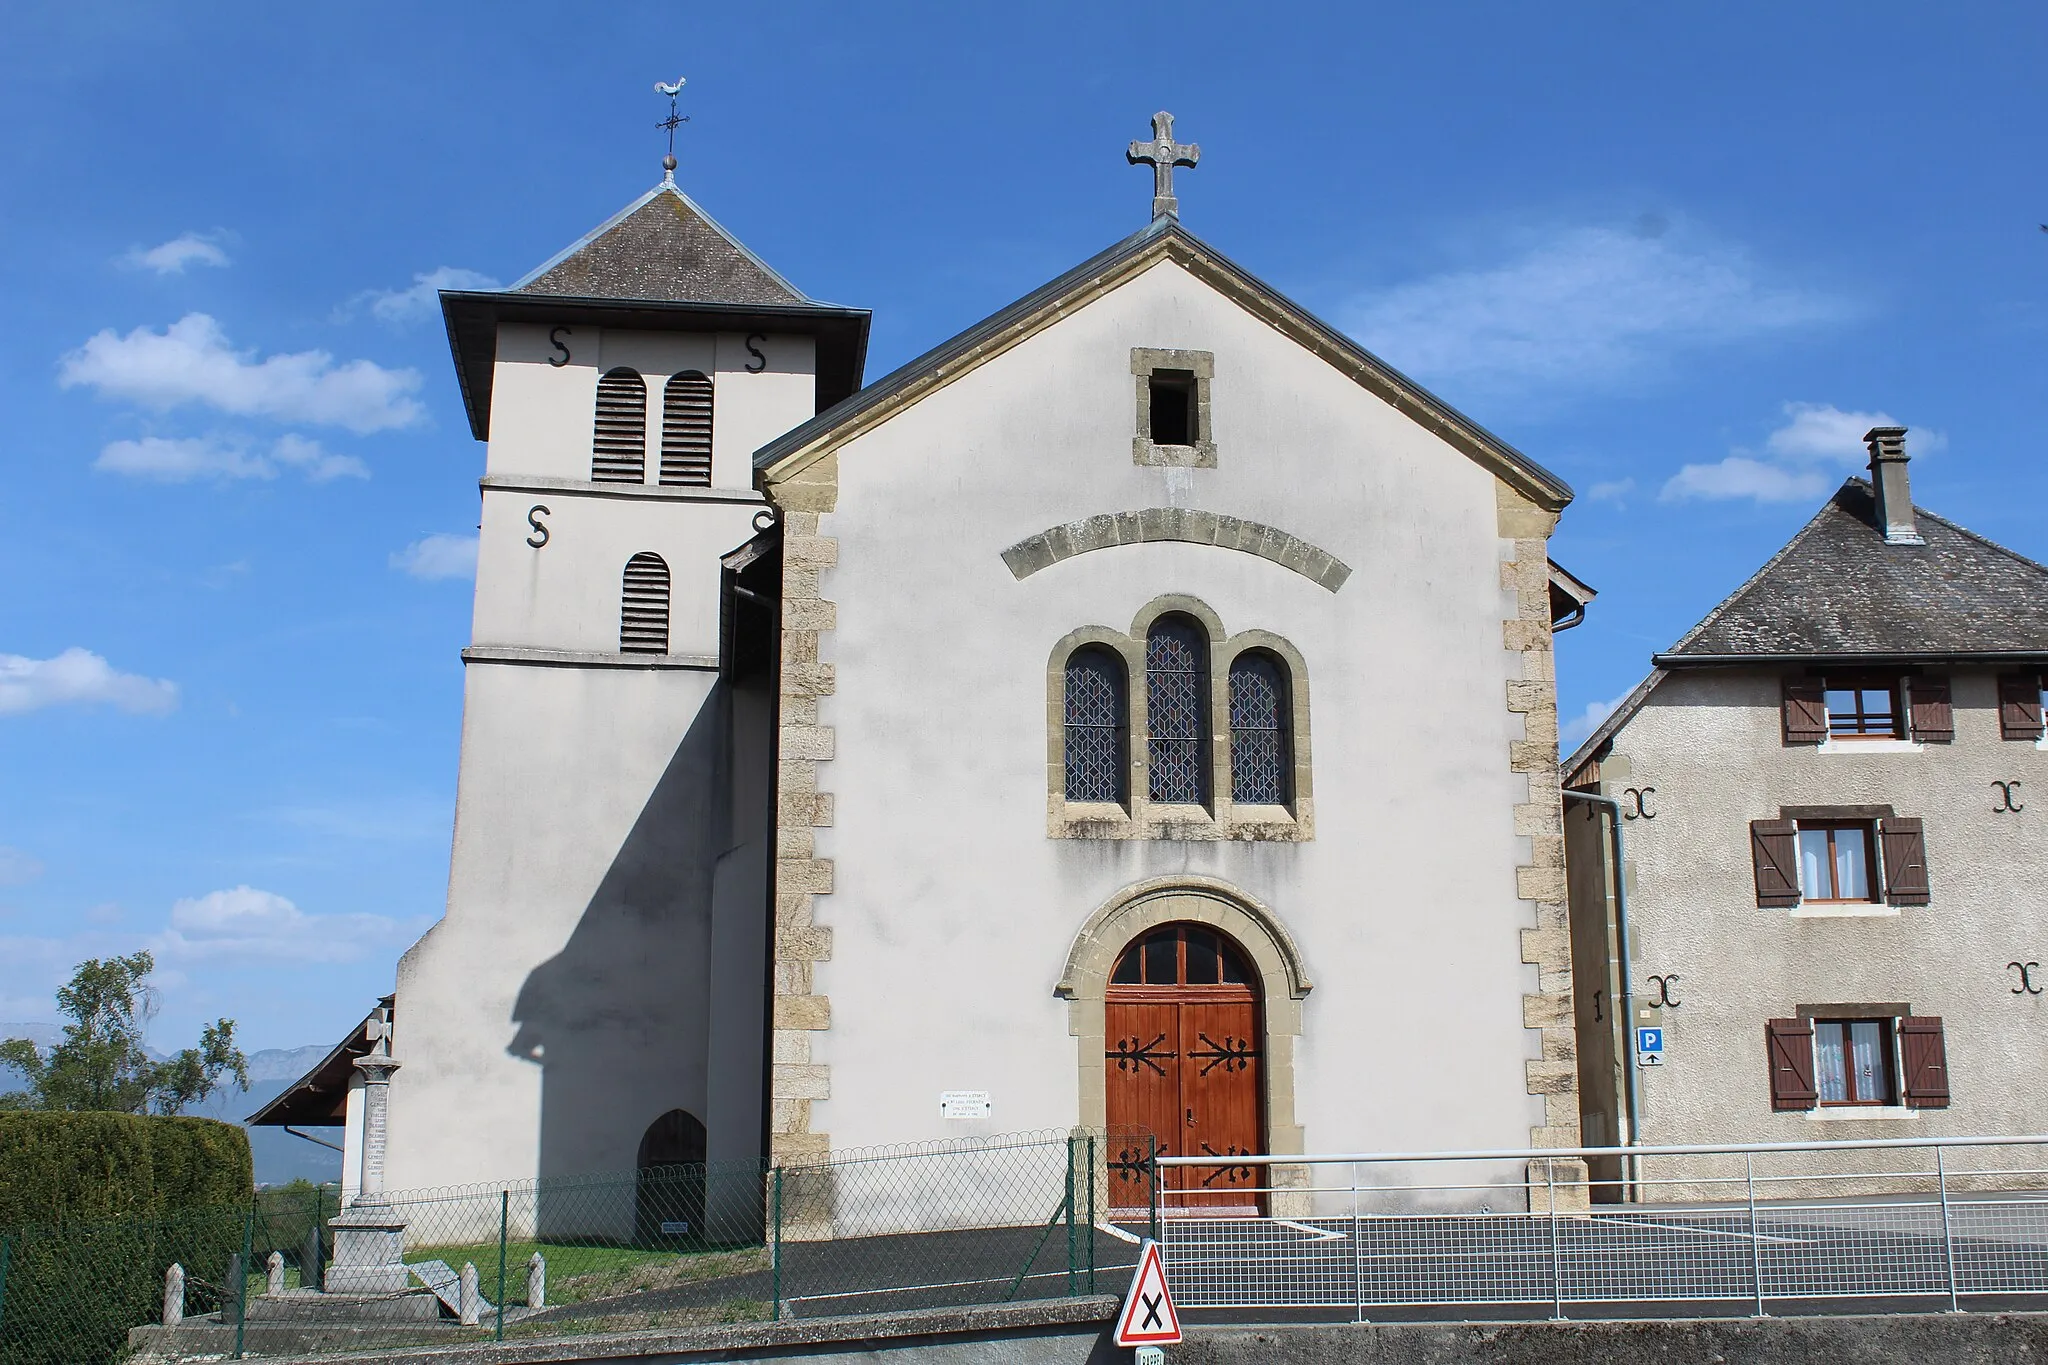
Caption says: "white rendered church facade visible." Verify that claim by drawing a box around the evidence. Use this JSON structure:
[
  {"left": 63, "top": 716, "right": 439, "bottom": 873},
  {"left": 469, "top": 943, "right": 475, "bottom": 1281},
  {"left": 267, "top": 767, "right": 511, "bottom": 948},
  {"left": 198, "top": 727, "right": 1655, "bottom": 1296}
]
[{"left": 369, "top": 131, "right": 1590, "bottom": 1210}]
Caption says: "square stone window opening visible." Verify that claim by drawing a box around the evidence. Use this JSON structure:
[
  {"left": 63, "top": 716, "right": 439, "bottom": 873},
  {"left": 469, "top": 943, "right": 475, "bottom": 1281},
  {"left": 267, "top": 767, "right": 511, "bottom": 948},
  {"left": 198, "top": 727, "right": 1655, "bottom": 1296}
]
[{"left": 1131, "top": 348, "right": 1216, "bottom": 467}]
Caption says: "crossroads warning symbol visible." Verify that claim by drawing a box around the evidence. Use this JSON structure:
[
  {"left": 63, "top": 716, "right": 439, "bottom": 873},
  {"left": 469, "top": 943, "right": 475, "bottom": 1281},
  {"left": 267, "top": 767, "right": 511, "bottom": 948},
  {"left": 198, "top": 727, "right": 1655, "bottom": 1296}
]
[{"left": 1113, "top": 1239, "right": 1182, "bottom": 1347}]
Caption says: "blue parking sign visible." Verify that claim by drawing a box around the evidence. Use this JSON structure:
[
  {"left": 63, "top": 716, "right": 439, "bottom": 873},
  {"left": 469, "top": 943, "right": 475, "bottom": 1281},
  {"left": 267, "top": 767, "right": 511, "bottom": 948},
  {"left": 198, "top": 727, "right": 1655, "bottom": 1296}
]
[{"left": 1636, "top": 1027, "right": 1664, "bottom": 1054}]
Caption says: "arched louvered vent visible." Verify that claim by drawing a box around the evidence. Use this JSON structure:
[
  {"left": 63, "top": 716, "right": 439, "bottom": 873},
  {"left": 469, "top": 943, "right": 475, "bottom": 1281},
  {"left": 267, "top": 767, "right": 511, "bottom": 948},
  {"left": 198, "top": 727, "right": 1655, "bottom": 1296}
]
[
  {"left": 660, "top": 371, "right": 714, "bottom": 486},
  {"left": 592, "top": 368, "right": 648, "bottom": 484},
  {"left": 620, "top": 553, "right": 670, "bottom": 654}
]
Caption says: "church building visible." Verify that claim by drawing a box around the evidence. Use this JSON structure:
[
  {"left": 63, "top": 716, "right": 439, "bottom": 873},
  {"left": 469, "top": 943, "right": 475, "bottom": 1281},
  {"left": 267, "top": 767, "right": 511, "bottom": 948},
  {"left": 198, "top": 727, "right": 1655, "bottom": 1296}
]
[{"left": 364, "top": 113, "right": 1590, "bottom": 1216}]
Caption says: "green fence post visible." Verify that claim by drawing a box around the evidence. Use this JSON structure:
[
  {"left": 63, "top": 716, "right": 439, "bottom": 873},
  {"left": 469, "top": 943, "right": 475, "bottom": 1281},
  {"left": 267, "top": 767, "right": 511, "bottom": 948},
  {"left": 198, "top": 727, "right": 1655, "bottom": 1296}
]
[
  {"left": 1064, "top": 1138, "right": 1077, "bottom": 1297},
  {"left": 1086, "top": 1135, "right": 1097, "bottom": 1295},
  {"left": 770, "top": 1167, "right": 784, "bottom": 1322},
  {"left": 495, "top": 1189, "right": 509, "bottom": 1341},
  {"left": 234, "top": 1205, "right": 253, "bottom": 1361}
]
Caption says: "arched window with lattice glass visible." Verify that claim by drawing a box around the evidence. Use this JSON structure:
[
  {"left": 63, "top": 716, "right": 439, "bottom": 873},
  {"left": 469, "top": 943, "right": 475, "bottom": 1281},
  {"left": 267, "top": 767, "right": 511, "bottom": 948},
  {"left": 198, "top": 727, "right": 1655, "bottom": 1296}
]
[
  {"left": 1146, "top": 616, "right": 1208, "bottom": 805},
  {"left": 1229, "top": 651, "right": 1291, "bottom": 806},
  {"left": 1064, "top": 647, "right": 1128, "bottom": 804},
  {"left": 660, "top": 371, "right": 713, "bottom": 485},
  {"left": 593, "top": 367, "right": 647, "bottom": 483},
  {"left": 620, "top": 553, "right": 670, "bottom": 653}
]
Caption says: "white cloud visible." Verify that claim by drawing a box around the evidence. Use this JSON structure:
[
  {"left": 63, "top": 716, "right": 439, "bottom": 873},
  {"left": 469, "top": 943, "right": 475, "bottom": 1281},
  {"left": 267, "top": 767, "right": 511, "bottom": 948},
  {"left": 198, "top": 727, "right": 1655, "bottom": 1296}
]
[
  {"left": 94, "top": 433, "right": 367, "bottom": 483},
  {"left": 1660, "top": 456, "right": 1831, "bottom": 505},
  {"left": 1661, "top": 402, "right": 1946, "bottom": 505},
  {"left": 391, "top": 532, "right": 478, "bottom": 581},
  {"left": 152, "top": 885, "right": 412, "bottom": 964},
  {"left": 343, "top": 267, "right": 501, "bottom": 325},
  {"left": 1561, "top": 691, "right": 1636, "bottom": 748},
  {"left": 58, "top": 313, "right": 424, "bottom": 433},
  {"left": 0, "top": 648, "right": 178, "bottom": 716},
  {"left": 122, "top": 232, "right": 231, "bottom": 275},
  {"left": 1348, "top": 222, "right": 1848, "bottom": 394},
  {"left": 1586, "top": 478, "right": 1636, "bottom": 505},
  {"left": 0, "top": 848, "right": 43, "bottom": 887},
  {"left": 270, "top": 434, "right": 370, "bottom": 481}
]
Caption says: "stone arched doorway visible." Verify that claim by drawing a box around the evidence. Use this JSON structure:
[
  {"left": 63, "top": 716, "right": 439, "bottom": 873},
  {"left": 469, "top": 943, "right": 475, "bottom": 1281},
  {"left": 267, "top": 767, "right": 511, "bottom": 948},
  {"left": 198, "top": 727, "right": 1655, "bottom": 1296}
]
[
  {"left": 634, "top": 1108, "right": 706, "bottom": 1247},
  {"left": 1107, "top": 922, "right": 1264, "bottom": 1211},
  {"left": 1058, "top": 876, "right": 1311, "bottom": 1216}
]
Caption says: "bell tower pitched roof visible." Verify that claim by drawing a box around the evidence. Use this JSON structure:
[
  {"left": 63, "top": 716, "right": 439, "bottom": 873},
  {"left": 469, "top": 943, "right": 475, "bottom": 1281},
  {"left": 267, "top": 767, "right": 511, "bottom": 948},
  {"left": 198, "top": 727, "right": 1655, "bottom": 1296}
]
[
  {"left": 439, "top": 180, "right": 870, "bottom": 441},
  {"left": 510, "top": 181, "right": 812, "bottom": 307}
]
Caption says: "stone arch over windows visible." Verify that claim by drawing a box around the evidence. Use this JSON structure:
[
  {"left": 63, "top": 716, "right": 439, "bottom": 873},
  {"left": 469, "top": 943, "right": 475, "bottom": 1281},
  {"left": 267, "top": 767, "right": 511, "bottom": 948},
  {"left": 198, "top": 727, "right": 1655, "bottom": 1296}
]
[
  {"left": 1044, "top": 598, "right": 1313, "bottom": 840},
  {"left": 1057, "top": 876, "right": 1309, "bottom": 1195}
]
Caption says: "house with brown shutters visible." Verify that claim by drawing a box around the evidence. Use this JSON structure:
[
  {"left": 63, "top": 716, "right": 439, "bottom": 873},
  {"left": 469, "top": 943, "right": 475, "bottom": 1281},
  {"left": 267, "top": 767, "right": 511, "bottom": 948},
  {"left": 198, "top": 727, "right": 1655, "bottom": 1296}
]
[{"left": 1563, "top": 427, "right": 2048, "bottom": 1195}]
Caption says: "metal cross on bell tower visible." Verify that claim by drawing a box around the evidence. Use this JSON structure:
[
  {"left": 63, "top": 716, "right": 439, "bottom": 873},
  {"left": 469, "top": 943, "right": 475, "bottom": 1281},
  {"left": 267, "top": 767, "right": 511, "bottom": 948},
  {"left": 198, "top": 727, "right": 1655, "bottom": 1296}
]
[{"left": 1127, "top": 111, "right": 1200, "bottom": 221}]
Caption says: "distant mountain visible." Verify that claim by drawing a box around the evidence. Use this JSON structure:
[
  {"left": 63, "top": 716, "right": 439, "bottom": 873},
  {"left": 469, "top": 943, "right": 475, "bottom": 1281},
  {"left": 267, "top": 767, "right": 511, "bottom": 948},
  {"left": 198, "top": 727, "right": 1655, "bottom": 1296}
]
[{"left": 0, "top": 1038, "right": 342, "bottom": 1188}]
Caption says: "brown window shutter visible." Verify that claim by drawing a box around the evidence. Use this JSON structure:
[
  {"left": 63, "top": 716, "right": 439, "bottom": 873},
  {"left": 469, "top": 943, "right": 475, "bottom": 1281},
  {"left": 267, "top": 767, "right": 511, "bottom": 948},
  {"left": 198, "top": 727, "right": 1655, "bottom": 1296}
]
[
  {"left": 1908, "top": 677, "right": 1953, "bottom": 743},
  {"left": 1766, "top": 1017, "right": 1817, "bottom": 1111},
  {"left": 1900, "top": 1017, "right": 1950, "bottom": 1108},
  {"left": 1782, "top": 677, "right": 1827, "bottom": 745},
  {"left": 1750, "top": 820, "right": 1801, "bottom": 907},
  {"left": 1880, "top": 817, "right": 1931, "bottom": 906},
  {"left": 1999, "top": 673, "right": 2044, "bottom": 741}
]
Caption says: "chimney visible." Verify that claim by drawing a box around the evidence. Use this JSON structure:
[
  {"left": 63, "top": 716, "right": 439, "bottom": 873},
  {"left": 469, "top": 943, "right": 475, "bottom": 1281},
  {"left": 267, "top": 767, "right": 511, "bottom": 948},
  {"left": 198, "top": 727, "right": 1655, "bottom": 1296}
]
[{"left": 1864, "top": 426, "right": 1922, "bottom": 545}]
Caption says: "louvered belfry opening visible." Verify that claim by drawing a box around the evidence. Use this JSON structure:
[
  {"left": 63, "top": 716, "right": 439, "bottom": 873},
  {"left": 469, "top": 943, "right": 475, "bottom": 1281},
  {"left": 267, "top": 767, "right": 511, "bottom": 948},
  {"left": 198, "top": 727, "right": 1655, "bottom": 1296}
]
[
  {"left": 592, "top": 368, "right": 648, "bottom": 483},
  {"left": 620, "top": 553, "right": 671, "bottom": 654},
  {"left": 661, "top": 371, "right": 714, "bottom": 486}
]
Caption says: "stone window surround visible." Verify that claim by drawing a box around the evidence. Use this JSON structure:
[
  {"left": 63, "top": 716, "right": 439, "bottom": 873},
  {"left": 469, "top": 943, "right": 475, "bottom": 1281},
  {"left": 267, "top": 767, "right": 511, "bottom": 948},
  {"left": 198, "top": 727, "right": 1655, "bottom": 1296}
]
[
  {"left": 1131, "top": 348, "right": 1216, "bottom": 468},
  {"left": 1056, "top": 875, "right": 1312, "bottom": 1216},
  {"left": 1044, "top": 594, "right": 1314, "bottom": 841}
]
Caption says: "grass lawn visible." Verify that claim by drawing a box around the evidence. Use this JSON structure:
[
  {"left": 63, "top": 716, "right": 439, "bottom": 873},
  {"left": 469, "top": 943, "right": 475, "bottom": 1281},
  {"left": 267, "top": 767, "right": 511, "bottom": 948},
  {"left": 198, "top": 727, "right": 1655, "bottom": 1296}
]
[{"left": 399, "top": 1239, "right": 770, "bottom": 1306}]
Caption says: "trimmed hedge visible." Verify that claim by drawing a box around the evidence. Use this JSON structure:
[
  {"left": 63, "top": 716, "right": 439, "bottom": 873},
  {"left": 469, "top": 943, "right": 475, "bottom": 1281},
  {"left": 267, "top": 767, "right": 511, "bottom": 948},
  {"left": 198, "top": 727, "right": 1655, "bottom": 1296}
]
[{"left": 0, "top": 1112, "right": 252, "bottom": 1230}]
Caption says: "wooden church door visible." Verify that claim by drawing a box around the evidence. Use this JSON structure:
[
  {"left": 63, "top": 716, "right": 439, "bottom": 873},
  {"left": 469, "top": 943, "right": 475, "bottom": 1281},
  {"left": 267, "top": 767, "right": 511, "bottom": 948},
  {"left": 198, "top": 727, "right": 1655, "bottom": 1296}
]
[{"left": 1106, "top": 923, "right": 1263, "bottom": 1213}]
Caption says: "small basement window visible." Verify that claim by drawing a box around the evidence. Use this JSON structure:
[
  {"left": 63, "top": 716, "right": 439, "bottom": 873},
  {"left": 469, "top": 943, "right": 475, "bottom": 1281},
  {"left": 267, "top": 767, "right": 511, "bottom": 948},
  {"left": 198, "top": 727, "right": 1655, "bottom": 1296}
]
[{"left": 1148, "top": 370, "right": 1197, "bottom": 446}]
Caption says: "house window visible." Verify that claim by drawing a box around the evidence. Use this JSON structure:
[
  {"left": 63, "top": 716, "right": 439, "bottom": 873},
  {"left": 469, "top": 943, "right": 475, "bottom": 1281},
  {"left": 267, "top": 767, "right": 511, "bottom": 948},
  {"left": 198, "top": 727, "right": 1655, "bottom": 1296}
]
[
  {"left": 1148, "top": 370, "right": 1197, "bottom": 446},
  {"left": 1796, "top": 822, "right": 1875, "bottom": 902},
  {"left": 1228, "top": 651, "right": 1290, "bottom": 805},
  {"left": 620, "top": 552, "right": 670, "bottom": 653},
  {"left": 1999, "top": 672, "right": 2046, "bottom": 741},
  {"left": 1146, "top": 615, "right": 1208, "bottom": 806},
  {"left": 1823, "top": 676, "right": 1902, "bottom": 738},
  {"left": 1129, "top": 348, "right": 1216, "bottom": 467},
  {"left": 1768, "top": 1014, "right": 1950, "bottom": 1111},
  {"left": 1064, "top": 647, "right": 1128, "bottom": 804},
  {"left": 593, "top": 367, "right": 648, "bottom": 484},
  {"left": 1814, "top": 1018, "right": 1893, "bottom": 1105}
]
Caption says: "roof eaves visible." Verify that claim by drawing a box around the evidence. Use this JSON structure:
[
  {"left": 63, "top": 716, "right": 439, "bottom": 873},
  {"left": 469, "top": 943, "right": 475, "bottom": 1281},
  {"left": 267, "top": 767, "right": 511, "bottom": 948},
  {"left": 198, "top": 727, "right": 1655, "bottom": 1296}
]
[
  {"left": 1561, "top": 669, "right": 1667, "bottom": 783},
  {"left": 752, "top": 216, "right": 1177, "bottom": 480},
  {"left": 753, "top": 219, "right": 1574, "bottom": 510}
]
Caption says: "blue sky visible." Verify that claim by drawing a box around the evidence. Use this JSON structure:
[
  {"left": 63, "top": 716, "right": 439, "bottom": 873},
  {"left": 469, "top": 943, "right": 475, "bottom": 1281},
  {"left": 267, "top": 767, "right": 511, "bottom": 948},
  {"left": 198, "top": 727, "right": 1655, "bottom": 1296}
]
[{"left": 2, "top": 3, "right": 2042, "bottom": 1055}]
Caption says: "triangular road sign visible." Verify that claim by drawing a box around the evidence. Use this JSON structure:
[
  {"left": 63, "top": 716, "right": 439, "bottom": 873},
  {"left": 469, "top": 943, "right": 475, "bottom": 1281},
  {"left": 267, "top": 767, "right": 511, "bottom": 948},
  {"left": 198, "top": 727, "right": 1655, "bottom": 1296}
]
[{"left": 1113, "top": 1239, "right": 1182, "bottom": 1347}]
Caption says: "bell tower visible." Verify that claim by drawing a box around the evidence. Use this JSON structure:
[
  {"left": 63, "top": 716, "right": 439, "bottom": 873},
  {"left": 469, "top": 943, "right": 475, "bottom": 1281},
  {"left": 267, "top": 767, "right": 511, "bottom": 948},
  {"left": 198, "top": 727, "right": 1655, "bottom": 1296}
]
[{"left": 388, "top": 109, "right": 868, "bottom": 1216}]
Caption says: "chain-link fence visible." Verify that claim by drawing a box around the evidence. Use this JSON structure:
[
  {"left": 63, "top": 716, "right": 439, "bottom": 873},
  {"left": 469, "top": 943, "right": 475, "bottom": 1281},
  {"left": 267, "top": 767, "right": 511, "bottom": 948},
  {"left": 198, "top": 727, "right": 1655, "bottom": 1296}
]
[{"left": 0, "top": 1129, "right": 1145, "bottom": 1365}]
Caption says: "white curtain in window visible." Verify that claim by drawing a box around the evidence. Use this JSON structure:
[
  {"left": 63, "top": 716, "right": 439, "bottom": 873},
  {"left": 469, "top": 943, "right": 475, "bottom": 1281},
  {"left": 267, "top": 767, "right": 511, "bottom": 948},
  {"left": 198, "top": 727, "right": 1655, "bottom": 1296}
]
[{"left": 1815, "top": 1024, "right": 1847, "bottom": 1102}]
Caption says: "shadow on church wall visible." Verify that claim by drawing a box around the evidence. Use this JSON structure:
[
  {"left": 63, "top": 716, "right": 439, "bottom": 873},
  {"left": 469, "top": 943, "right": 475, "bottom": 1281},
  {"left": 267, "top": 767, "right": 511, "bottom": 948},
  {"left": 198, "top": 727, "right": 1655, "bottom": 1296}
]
[{"left": 508, "top": 684, "right": 729, "bottom": 1238}]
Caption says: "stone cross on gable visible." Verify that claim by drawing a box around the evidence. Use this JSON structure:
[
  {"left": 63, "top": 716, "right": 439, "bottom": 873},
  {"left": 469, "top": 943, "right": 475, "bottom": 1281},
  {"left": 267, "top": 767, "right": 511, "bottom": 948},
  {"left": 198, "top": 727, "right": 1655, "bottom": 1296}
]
[{"left": 1127, "top": 111, "right": 1200, "bottom": 220}]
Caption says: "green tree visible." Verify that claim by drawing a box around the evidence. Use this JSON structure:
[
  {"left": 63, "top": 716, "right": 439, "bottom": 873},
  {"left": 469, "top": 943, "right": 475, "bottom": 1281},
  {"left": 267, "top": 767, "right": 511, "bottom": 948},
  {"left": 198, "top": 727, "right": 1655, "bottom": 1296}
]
[{"left": 0, "top": 951, "right": 249, "bottom": 1114}]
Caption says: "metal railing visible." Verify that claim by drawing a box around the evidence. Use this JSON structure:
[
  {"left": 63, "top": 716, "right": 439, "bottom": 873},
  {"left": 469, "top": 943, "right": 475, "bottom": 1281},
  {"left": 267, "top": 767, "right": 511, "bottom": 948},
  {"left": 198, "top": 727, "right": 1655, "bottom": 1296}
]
[{"left": 1155, "top": 1134, "right": 2048, "bottom": 1319}]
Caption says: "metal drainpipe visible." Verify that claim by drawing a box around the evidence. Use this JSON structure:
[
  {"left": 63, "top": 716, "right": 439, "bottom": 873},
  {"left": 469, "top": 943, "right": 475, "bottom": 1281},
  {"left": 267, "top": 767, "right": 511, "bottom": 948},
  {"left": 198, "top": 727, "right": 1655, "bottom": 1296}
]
[{"left": 1561, "top": 787, "right": 1640, "bottom": 1199}]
